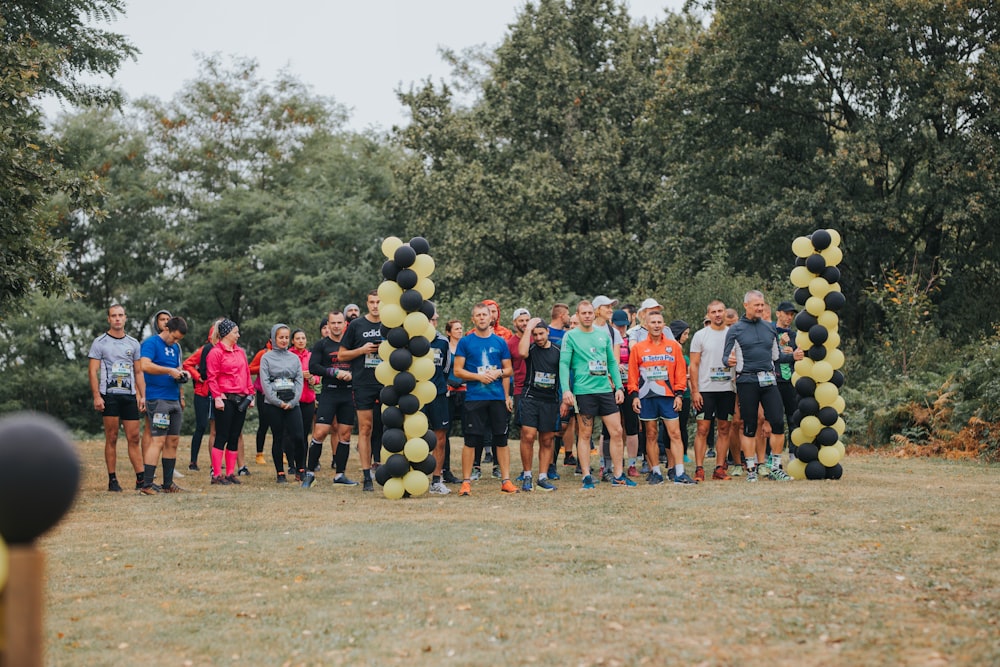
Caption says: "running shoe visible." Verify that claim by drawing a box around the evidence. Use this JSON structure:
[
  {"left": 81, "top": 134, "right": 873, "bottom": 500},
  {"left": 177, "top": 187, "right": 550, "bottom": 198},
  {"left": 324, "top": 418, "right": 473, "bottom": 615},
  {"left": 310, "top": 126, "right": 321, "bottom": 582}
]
[
  {"left": 581, "top": 474, "right": 596, "bottom": 490},
  {"left": 667, "top": 469, "right": 676, "bottom": 482},
  {"left": 491, "top": 466, "right": 501, "bottom": 479},
  {"left": 601, "top": 468, "right": 614, "bottom": 484},
  {"left": 757, "top": 465, "right": 771, "bottom": 478},
  {"left": 137, "top": 484, "right": 158, "bottom": 496},
  {"left": 483, "top": 451, "right": 494, "bottom": 464},
  {"left": 712, "top": 466, "right": 732, "bottom": 481},
  {"left": 546, "top": 464, "right": 561, "bottom": 480},
  {"left": 301, "top": 472, "right": 316, "bottom": 488},
  {"left": 768, "top": 467, "right": 793, "bottom": 481},
  {"left": 574, "top": 463, "right": 584, "bottom": 476},
  {"left": 746, "top": 468, "right": 758, "bottom": 483},
  {"left": 442, "top": 470, "right": 461, "bottom": 484},
  {"left": 108, "top": 479, "right": 122, "bottom": 493},
  {"left": 563, "top": 454, "right": 577, "bottom": 466},
  {"left": 694, "top": 466, "right": 705, "bottom": 482},
  {"left": 226, "top": 474, "right": 241, "bottom": 485},
  {"left": 333, "top": 475, "right": 359, "bottom": 486},
  {"left": 188, "top": 462, "right": 199, "bottom": 471},
  {"left": 276, "top": 474, "right": 288, "bottom": 484},
  {"left": 429, "top": 481, "right": 451, "bottom": 495},
  {"left": 521, "top": 477, "right": 533, "bottom": 492},
  {"left": 612, "top": 474, "right": 637, "bottom": 487},
  {"left": 459, "top": 481, "right": 471, "bottom": 496},
  {"left": 640, "top": 460, "right": 650, "bottom": 475},
  {"left": 684, "top": 454, "right": 691, "bottom": 463},
  {"left": 161, "top": 483, "right": 185, "bottom": 493},
  {"left": 728, "top": 465, "right": 744, "bottom": 477},
  {"left": 470, "top": 467, "right": 482, "bottom": 481},
  {"left": 362, "top": 479, "right": 374, "bottom": 492},
  {"left": 536, "top": 478, "right": 557, "bottom": 491},
  {"left": 627, "top": 465, "right": 639, "bottom": 478},
  {"left": 255, "top": 453, "right": 265, "bottom": 465},
  {"left": 673, "top": 472, "right": 697, "bottom": 485},
  {"left": 237, "top": 466, "right": 250, "bottom": 476},
  {"left": 706, "top": 448, "right": 716, "bottom": 459},
  {"left": 211, "top": 475, "right": 230, "bottom": 485},
  {"left": 500, "top": 479, "right": 519, "bottom": 494},
  {"left": 647, "top": 471, "right": 664, "bottom": 485}
]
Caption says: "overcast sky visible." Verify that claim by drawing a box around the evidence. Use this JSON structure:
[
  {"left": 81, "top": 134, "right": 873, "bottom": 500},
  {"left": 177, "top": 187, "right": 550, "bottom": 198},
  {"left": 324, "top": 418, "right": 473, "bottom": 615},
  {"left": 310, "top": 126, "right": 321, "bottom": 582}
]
[{"left": 57, "top": 0, "right": 687, "bottom": 132}]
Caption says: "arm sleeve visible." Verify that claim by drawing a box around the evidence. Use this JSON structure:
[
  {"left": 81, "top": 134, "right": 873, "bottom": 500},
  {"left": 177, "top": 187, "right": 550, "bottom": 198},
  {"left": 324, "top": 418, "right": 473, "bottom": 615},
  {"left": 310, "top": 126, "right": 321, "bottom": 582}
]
[
  {"left": 308, "top": 341, "right": 326, "bottom": 377},
  {"left": 259, "top": 355, "right": 279, "bottom": 405},
  {"left": 672, "top": 345, "right": 687, "bottom": 394},
  {"left": 558, "top": 336, "right": 572, "bottom": 394}
]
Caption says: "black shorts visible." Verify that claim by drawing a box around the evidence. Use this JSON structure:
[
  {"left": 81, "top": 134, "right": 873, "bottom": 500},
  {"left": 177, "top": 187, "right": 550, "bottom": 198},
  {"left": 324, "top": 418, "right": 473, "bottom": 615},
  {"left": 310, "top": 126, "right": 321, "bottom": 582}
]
[
  {"left": 463, "top": 400, "right": 509, "bottom": 446},
  {"left": 146, "top": 399, "right": 183, "bottom": 437},
  {"left": 317, "top": 389, "right": 356, "bottom": 426},
  {"left": 101, "top": 393, "right": 139, "bottom": 420},
  {"left": 575, "top": 392, "right": 619, "bottom": 418},
  {"left": 695, "top": 391, "right": 736, "bottom": 422},
  {"left": 353, "top": 384, "right": 381, "bottom": 411},
  {"left": 423, "top": 393, "right": 450, "bottom": 431},
  {"left": 517, "top": 397, "right": 560, "bottom": 433}
]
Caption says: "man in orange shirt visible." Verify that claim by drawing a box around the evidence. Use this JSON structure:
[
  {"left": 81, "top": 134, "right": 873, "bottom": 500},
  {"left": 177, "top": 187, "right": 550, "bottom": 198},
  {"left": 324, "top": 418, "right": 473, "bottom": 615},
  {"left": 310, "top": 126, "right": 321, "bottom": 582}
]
[{"left": 627, "top": 312, "right": 695, "bottom": 484}]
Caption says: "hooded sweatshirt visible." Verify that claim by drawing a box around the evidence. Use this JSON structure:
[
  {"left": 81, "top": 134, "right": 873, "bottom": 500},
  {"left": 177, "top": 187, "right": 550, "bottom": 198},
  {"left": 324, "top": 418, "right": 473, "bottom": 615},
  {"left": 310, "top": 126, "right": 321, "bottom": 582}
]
[{"left": 259, "top": 324, "right": 304, "bottom": 408}]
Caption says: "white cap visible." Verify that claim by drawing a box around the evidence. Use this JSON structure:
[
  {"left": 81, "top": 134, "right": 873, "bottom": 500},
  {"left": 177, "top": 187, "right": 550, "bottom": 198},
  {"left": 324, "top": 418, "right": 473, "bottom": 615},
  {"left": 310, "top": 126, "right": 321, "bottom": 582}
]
[
  {"left": 592, "top": 295, "right": 618, "bottom": 309},
  {"left": 639, "top": 298, "right": 662, "bottom": 311},
  {"left": 512, "top": 308, "right": 531, "bottom": 320}
]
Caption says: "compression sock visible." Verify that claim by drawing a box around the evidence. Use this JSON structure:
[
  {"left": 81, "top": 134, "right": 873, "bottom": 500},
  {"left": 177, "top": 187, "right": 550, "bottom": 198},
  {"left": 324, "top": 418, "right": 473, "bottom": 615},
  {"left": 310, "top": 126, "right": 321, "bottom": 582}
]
[
  {"left": 363, "top": 468, "right": 372, "bottom": 482},
  {"left": 211, "top": 447, "right": 224, "bottom": 477},
  {"left": 142, "top": 464, "right": 156, "bottom": 487},
  {"left": 162, "top": 458, "right": 176, "bottom": 488},
  {"left": 307, "top": 439, "right": 323, "bottom": 471},
  {"left": 334, "top": 441, "right": 350, "bottom": 474},
  {"left": 224, "top": 449, "right": 238, "bottom": 476}
]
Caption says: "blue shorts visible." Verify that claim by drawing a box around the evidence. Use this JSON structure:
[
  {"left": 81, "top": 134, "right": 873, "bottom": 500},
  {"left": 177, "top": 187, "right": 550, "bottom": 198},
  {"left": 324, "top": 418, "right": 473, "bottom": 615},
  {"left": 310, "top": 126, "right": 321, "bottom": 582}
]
[
  {"left": 422, "top": 393, "right": 450, "bottom": 431},
  {"left": 639, "top": 395, "right": 679, "bottom": 421}
]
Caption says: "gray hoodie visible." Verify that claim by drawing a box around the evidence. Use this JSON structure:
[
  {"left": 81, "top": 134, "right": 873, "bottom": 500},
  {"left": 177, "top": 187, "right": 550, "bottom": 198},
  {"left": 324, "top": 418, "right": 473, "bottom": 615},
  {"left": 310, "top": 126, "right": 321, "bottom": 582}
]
[{"left": 259, "top": 323, "right": 304, "bottom": 408}]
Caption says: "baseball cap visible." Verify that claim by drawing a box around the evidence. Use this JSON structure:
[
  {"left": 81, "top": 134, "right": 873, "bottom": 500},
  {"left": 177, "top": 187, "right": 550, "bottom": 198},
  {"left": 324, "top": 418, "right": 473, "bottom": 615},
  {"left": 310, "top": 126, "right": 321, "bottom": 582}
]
[
  {"left": 776, "top": 301, "right": 798, "bottom": 313},
  {"left": 639, "top": 298, "right": 662, "bottom": 311},
  {"left": 592, "top": 295, "right": 619, "bottom": 309},
  {"left": 512, "top": 308, "right": 530, "bottom": 320},
  {"left": 611, "top": 309, "right": 629, "bottom": 326}
]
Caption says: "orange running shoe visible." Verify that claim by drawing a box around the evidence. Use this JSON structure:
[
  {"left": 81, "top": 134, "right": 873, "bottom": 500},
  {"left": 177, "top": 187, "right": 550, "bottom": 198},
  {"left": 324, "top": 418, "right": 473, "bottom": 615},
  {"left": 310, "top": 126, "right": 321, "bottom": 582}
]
[
  {"left": 694, "top": 466, "right": 705, "bottom": 482},
  {"left": 712, "top": 465, "right": 732, "bottom": 481},
  {"left": 459, "top": 481, "right": 472, "bottom": 496},
  {"left": 500, "top": 479, "right": 519, "bottom": 494}
]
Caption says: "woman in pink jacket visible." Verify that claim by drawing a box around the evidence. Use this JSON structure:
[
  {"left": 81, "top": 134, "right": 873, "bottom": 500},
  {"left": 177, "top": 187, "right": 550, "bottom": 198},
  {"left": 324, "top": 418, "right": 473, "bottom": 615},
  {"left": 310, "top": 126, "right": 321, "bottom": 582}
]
[{"left": 206, "top": 319, "right": 254, "bottom": 485}]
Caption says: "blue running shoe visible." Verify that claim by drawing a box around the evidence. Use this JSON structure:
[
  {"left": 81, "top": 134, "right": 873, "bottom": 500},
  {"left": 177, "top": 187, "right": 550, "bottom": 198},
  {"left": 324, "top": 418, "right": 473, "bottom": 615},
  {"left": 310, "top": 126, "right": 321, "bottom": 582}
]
[
  {"left": 647, "top": 471, "right": 664, "bottom": 485},
  {"left": 581, "top": 474, "right": 596, "bottom": 490},
  {"left": 612, "top": 474, "right": 637, "bottom": 487},
  {"left": 537, "top": 478, "right": 557, "bottom": 491},
  {"left": 521, "top": 477, "right": 533, "bottom": 492},
  {"left": 301, "top": 471, "right": 316, "bottom": 488},
  {"left": 673, "top": 472, "right": 698, "bottom": 485},
  {"left": 547, "top": 464, "right": 561, "bottom": 480}
]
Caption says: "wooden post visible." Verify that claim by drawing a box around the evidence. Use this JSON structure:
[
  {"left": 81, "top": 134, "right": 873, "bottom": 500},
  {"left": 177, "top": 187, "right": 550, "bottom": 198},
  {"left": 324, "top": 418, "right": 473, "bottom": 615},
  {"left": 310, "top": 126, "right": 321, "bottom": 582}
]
[{"left": 0, "top": 545, "right": 44, "bottom": 667}]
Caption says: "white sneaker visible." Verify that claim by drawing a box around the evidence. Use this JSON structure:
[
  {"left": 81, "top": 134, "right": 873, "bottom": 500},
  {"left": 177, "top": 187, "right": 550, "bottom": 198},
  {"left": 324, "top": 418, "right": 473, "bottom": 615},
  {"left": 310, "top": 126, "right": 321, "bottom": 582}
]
[{"left": 429, "top": 481, "right": 451, "bottom": 495}]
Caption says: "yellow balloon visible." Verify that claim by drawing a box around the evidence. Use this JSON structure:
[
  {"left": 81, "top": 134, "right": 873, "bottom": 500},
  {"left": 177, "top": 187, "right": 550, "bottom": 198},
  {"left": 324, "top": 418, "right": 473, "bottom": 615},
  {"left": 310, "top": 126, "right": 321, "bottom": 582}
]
[
  {"left": 381, "top": 303, "right": 406, "bottom": 328},
  {"left": 790, "top": 427, "right": 807, "bottom": 446},
  {"left": 378, "top": 340, "right": 394, "bottom": 362},
  {"left": 383, "top": 476, "right": 405, "bottom": 500},
  {"left": 423, "top": 322, "right": 437, "bottom": 342},
  {"left": 824, "top": 331, "right": 841, "bottom": 350},
  {"left": 411, "top": 254, "right": 435, "bottom": 279},
  {"left": 797, "top": 334, "right": 813, "bottom": 351},
  {"left": 800, "top": 415, "right": 822, "bottom": 438},
  {"left": 414, "top": 380, "right": 437, "bottom": 406},
  {"left": 403, "top": 469, "right": 430, "bottom": 497},
  {"left": 818, "top": 444, "right": 843, "bottom": 467},
  {"left": 820, "top": 245, "right": 843, "bottom": 266},
  {"left": 374, "top": 360, "right": 397, "bottom": 386},
  {"left": 795, "top": 358, "right": 814, "bottom": 378},
  {"left": 811, "top": 360, "right": 834, "bottom": 383},
  {"left": 835, "top": 441, "right": 846, "bottom": 458},
  {"left": 790, "top": 266, "right": 814, "bottom": 288},
  {"left": 827, "top": 348, "right": 845, "bottom": 370},
  {"left": 834, "top": 417, "right": 846, "bottom": 435},
  {"left": 817, "top": 311, "right": 839, "bottom": 330},
  {"left": 380, "top": 446, "right": 392, "bottom": 462},
  {"left": 809, "top": 276, "right": 832, "bottom": 298},
  {"left": 832, "top": 396, "right": 846, "bottom": 413},
  {"left": 404, "top": 437, "right": 430, "bottom": 463},
  {"left": 411, "top": 355, "right": 435, "bottom": 382},
  {"left": 792, "top": 236, "right": 814, "bottom": 258},
  {"left": 787, "top": 458, "right": 807, "bottom": 480},
  {"left": 415, "top": 277, "right": 435, "bottom": 299},
  {"left": 0, "top": 535, "right": 7, "bottom": 591},
  {"left": 381, "top": 236, "right": 404, "bottom": 260},
  {"left": 403, "top": 411, "right": 429, "bottom": 438},
  {"left": 403, "top": 312, "right": 429, "bottom": 337},
  {"left": 828, "top": 282, "right": 842, "bottom": 294},
  {"left": 814, "top": 382, "right": 839, "bottom": 407},
  {"left": 377, "top": 280, "right": 403, "bottom": 306},
  {"left": 826, "top": 229, "right": 842, "bottom": 247},
  {"left": 791, "top": 372, "right": 801, "bottom": 386},
  {"left": 805, "top": 296, "right": 826, "bottom": 316}
]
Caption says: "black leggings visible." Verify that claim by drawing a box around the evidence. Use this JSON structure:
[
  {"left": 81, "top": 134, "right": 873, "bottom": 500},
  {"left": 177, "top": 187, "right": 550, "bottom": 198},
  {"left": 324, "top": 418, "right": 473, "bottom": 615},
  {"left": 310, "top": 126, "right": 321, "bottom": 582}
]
[
  {"left": 260, "top": 402, "right": 303, "bottom": 473},
  {"left": 736, "top": 382, "right": 785, "bottom": 438},
  {"left": 214, "top": 397, "right": 248, "bottom": 452},
  {"left": 255, "top": 389, "right": 272, "bottom": 453},
  {"left": 297, "top": 400, "right": 314, "bottom": 471},
  {"left": 191, "top": 394, "right": 211, "bottom": 464}
]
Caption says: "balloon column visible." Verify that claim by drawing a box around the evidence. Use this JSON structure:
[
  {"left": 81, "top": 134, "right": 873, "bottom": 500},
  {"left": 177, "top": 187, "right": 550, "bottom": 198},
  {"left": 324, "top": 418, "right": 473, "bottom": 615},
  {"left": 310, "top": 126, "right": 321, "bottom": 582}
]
[
  {"left": 373, "top": 236, "right": 439, "bottom": 499},
  {"left": 787, "top": 230, "right": 847, "bottom": 480}
]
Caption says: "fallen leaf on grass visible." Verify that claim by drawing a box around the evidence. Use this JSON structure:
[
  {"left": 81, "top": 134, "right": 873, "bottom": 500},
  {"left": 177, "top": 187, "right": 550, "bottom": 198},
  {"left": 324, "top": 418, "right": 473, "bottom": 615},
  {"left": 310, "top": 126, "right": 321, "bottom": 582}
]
[{"left": 368, "top": 565, "right": 385, "bottom": 573}]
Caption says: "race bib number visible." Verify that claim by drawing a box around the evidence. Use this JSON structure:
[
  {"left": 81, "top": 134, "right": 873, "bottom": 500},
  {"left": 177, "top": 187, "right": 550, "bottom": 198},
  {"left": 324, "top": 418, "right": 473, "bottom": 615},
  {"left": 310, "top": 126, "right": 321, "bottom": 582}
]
[
  {"left": 364, "top": 353, "right": 380, "bottom": 369},
  {"left": 274, "top": 378, "right": 294, "bottom": 392},
  {"left": 709, "top": 367, "right": 731, "bottom": 382},
  {"left": 533, "top": 371, "right": 556, "bottom": 389},
  {"left": 588, "top": 360, "right": 608, "bottom": 376},
  {"left": 478, "top": 364, "right": 498, "bottom": 375},
  {"left": 757, "top": 371, "right": 776, "bottom": 387},
  {"left": 620, "top": 365, "right": 629, "bottom": 380},
  {"left": 433, "top": 348, "right": 444, "bottom": 367},
  {"left": 646, "top": 366, "right": 669, "bottom": 381},
  {"left": 152, "top": 412, "right": 170, "bottom": 429}
]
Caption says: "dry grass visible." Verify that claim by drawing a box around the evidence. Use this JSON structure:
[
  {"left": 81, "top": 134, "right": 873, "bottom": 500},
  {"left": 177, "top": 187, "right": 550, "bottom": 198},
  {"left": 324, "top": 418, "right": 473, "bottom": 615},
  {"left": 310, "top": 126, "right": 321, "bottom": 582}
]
[{"left": 37, "top": 438, "right": 1000, "bottom": 666}]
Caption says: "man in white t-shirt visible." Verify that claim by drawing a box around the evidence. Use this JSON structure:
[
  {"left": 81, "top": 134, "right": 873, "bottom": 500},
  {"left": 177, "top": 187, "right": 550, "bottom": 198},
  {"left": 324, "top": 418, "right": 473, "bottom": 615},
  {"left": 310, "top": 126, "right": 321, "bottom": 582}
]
[{"left": 689, "top": 299, "right": 737, "bottom": 481}]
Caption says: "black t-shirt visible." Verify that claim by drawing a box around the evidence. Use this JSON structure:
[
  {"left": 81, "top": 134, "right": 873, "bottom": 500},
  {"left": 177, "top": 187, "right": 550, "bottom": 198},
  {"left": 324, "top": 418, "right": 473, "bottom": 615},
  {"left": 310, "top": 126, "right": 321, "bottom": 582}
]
[
  {"left": 341, "top": 316, "right": 385, "bottom": 388},
  {"left": 524, "top": 342, "right": 562, "bottom": 403},
  {"left": 309, "top": 336, "right": 352, "bottom": 391}
]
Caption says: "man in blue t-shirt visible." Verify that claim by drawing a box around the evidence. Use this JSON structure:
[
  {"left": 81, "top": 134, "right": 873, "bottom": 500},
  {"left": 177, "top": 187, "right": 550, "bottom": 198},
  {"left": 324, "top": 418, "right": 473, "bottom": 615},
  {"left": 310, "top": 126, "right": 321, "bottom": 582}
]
[
  {"left": 139, "top": 316, "right": 189, "bottom": 494},
  {"left": 453, "top": 302, "right": 516, "bottom": 496}
]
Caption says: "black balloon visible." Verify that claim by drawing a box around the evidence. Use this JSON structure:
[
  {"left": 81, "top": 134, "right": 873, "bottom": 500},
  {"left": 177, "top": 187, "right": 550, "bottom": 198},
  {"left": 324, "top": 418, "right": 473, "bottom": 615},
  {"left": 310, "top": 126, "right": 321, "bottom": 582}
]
[
  {"left": 414, "top": 454, "right": 436, "bottom": 475},
  {"left": 409, "top": 237, "right": 431, "bottom": 255},
  {"left": 389, "top": 348, "right": 413, "bottom": 372},
  {"left": 795, "top": 311, "right": 818, "bottom": 332},
  {"left": 422, "top": 429, "right": 437, "bottom": 451},
  {"left": 794, "top": 256, "right": 806, "bottom": 267},
  {"left": 831, "top": 370, "right": 846, "bottom": 388},
  {"left": 795, "top": 376, "right": 817, "bottom": 397},
  {"left": 419, "top": 300, "right": 436, "bottom": 320},
  {"left": 826, "top": 463, "right": 844, "bottom": 480},
  {"left": 818, "top": 406, "right": 839, "bottom": 426},
  {"left": 797, "top": 442, "right": 819, "bottom": 463},
  {"left": 393, "top": 371, "right": 416, "bottom": 394},
  {"left": 816, "top": 427, "right": 839, "bottom": 446},
  {"left": 382, "top": 406, "right": 405, "bottom": 430},
  {"left": 0, "top": 412, "right": 80, "bottom": 544},
  {"left": 382, "top": 428, "right": 407, "bottom": 453},
  {"left": 380, "top": 386, "right": 400, "bottom": 407},
  {"left": 387, "top": 326, "right": 410, "bottom": 349},
  {"left": 398, "top": 393, "right": 421, "bottom": 415},
  {"left": 400, "top": 289, "right": 423, "bottom": 313},
  {"left": 381, "top": 260, "right": 400, "bottom": 281},
  {"left": 811, "top": 229, "right": 832, "bottom": 250},
  {"left": 396, "top": 268, "right": 418, "bottom": 290},
  {"left": 824, "top": 291, "right": 846, "bottom": 312},
  {"left": 798, "top": 397, "right": 819, "bottom": 416},
  {"left": 385, "top": 453, "right": 410, "bottom": 478},
  {"left": 805, "top": 460, "right": 828, "bottom": 480},
  {"left": 394, "top": 245, "right": 416, "bottom": 268},
  {"left": 374, "top": 464, "right": 392, "bottom": 486},
  {"left": 821, "top": 266, "right": 841, "bottom": 283},
  {"left": 805, "top": 253, "right": 826, "bottom": 274},
  {"left": 794, "top": 287, "right": 810, "bottom": 306},
  {"left": 408, "top": 336, "right": 431, "bottom": 357},
  {"left": 790, "top": 410, "right": 802, "bottom": 428},
  {"left": 807, "top": 345, "right": 828, "bottom": 361},
  {"left": 808, "top": 325, "right": 829, "bottom": 345}
]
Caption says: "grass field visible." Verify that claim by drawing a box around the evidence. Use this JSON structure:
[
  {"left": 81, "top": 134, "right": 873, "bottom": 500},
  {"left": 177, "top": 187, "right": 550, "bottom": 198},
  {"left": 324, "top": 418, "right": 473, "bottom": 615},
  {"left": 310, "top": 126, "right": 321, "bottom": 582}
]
[{"left": 35, "top": 438, "right": 1000, "bottom": 666}]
